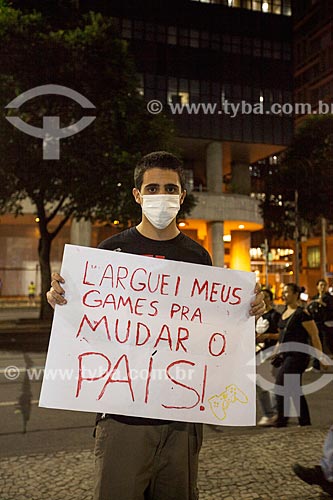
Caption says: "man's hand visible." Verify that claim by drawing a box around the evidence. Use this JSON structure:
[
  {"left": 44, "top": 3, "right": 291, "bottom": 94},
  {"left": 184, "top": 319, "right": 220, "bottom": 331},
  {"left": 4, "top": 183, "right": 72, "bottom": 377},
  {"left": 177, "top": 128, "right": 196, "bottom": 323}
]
[
  {"left": 46, "top": 272, "right": 67, "bottom": 309},
  {"left": 250, "top": 283, "right": 265, "bottom": 321}
]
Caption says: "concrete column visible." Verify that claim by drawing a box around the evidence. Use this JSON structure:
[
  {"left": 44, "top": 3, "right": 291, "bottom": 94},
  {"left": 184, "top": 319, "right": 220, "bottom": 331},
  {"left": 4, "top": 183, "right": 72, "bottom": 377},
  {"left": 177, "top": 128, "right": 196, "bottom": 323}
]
[
  {"left": 208, "top": 221, "right": 224, "bottom": 267},
  {"left": 206, "top": 142, "right": 223, "bottom": 193},
  {"left": 231, "top": 161, "right": 251, "bottom": 195},
  {"left": 230, "top": 230, "right": 251, "bottom": 271},
  {"left": 70, "top": 218, "right": 92, "bottom": 247}
]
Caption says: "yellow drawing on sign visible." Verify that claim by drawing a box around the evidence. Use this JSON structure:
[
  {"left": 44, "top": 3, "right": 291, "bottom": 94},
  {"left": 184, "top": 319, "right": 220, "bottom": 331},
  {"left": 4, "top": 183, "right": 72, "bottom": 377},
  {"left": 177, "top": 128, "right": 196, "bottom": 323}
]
[{"left": 208, "top": 384, "right": 248, "bottom": 421}]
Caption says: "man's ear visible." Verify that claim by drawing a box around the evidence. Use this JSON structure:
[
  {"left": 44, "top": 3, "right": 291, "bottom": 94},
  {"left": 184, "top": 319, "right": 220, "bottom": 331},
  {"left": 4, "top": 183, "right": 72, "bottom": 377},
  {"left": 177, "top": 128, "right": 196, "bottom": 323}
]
[
  {"left": 132, "top": 188, "right": 142, "bottom": 205},
  {"left": 180, "top": 190, "right": 187, "bottom": 205}
]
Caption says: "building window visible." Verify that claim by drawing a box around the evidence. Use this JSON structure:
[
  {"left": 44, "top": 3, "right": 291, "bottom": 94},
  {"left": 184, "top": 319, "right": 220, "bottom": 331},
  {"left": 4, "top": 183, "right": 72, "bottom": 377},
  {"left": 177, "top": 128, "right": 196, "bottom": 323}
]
[
  {"left": 190, "top": 0, "right": 291, "bottom": 15},
  {"left": 156, "top": 24, "right": 167, "bottom": 43},
  {"left": 121, "top": 19, "right": 132, "bottom": 39},
  {"left": 307, "top": 246, "right": 320, "bottom": 268},
  {"left": 133, "top": 20, "right": 144, "bottom": 40},
  {"left": 190, "top": 29, "right": 200, "bottom": 48},
  {"left": 168, "top": 26, "right": 177, "bottom": 45}
]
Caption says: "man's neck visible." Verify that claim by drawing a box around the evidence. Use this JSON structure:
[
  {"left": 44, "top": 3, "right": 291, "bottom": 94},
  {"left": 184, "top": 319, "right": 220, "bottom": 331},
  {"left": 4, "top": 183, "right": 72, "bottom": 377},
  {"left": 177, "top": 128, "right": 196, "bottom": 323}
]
[{"left": 136, "top": 219, "right": 180, "bottom": 241}]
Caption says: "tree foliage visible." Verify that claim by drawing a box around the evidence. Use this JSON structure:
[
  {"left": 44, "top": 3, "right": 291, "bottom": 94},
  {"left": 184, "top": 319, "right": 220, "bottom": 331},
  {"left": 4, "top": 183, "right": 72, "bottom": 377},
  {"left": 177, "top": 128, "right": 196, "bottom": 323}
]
[
  {"left": 258, "top": 115, "right": 333, "bottom": 242},
  {"left": 0, "top": 3, "right": 194, "bottom": 318}
]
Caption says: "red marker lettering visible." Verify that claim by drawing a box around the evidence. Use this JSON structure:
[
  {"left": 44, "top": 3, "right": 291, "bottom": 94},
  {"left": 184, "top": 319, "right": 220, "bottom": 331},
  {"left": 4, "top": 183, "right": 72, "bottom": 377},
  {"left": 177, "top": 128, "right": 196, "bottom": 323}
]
[
  {"left": 76, "top": 315, "right": 111, "bottom": 341},
  {"left": 99, "top": 264, "right": 114, "bottom": 287},
  {"left": 76, "top": 352, "right": 111, "bottom": 397},
  {"left": 154, "top": 324, "right": 172, "bottom": 350},
  {"left": 175, "top": 327, "right": 189, "bottom": 352},
  {"left": 230, "top": 287, "right": 242, "bottom": 305},
  {"left": 208, "top": 332, "right": 226, "bottom": 357},
  {"left": 82, "top": 290, "right": 102, "bottom": 308},
  {"left": 115, "top": 266, "right": 129, "bottom": 290},
  {"left": 98, "top": 354, "right": 134, "bottom": 401},
  {"left": 162, "top": 360, "right": 200, "bottom": 409},
  {"left": 82, "top": 261, "right": 95, "bottom": 286}
]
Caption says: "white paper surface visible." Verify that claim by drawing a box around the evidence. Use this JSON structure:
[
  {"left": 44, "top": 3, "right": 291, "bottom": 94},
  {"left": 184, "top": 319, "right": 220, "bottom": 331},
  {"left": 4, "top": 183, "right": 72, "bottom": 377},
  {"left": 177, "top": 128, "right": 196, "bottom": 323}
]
[{"left": 39, "top": 244, "right": 256, "bottom": 426}]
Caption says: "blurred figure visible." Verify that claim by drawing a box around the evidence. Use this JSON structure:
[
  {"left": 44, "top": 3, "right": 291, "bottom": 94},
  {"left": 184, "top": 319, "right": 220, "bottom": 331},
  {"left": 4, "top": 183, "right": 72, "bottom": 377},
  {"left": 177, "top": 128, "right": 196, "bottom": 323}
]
[
  {"left": 256, "top": 289, "right": 281, "bottom": 426},
  {"left": 308, "top": 279, "right": 333, "bottom": 371},
  {"left": 273, "top": 283, "right": 325, "bottom": 428},
  {"left": 28, "top": 281, "right": 36, "bottom": 305},
  {"left": 293, "top": 425, "right": 333, "bottom": 497}
]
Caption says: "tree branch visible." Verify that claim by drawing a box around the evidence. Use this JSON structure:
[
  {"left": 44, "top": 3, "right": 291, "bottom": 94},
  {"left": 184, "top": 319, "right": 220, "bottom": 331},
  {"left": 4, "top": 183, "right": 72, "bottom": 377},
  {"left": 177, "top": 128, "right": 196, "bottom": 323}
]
[
  {"left": 50, "top": 211, "right": 74, "bottom": 240},
  {"left": 46, "top": 196, "right": 67, "bottom": 224}
]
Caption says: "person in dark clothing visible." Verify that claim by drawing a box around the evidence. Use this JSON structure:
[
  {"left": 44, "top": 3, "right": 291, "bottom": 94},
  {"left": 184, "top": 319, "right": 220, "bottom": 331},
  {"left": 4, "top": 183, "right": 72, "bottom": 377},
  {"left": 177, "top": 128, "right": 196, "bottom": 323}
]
[
  {"left": 273, "top": 283, "right": 325, "bottom": 428},
  {"left": 46, "top": 151, "right": 265, "bottom": 500},
  {"left": 308, "top": 279, "right": 333, "bottom": 371},
  {"left": 256, "top": 288, "right": 281, "bottom": 426}
]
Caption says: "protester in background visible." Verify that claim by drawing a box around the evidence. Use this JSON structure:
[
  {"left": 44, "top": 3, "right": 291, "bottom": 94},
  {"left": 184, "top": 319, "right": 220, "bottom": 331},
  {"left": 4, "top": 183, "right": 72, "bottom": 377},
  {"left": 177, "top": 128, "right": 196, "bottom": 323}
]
[
  {"left": 28, "top": 281, "right": 36, "bottom": 306},
  {"left": 46, "top": 151, "right": 265, "bottom": 500},
  {"left": 307, "top": 279, "right": 333, "bottom": 371},
  {"left": 273, "top": 283, "right": 325, "bottom": 428},
  {"left": 293, "top": 425, "right": 333, "bottom": 497},
  {"left": 256, "top": 288, "right": 281, "bottom": 426}
]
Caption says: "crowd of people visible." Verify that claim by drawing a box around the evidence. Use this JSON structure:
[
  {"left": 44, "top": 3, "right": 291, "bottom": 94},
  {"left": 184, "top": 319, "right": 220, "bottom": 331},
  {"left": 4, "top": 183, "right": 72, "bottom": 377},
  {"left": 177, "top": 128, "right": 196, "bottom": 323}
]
[{"left": 255, "top": 279, "right": 333, "bottom": 497}]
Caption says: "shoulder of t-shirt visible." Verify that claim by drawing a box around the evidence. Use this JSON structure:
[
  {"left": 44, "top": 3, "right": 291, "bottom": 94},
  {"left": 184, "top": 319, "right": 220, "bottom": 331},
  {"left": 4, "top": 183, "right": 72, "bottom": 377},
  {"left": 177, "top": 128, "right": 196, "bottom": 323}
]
[
  {"left": 296, "top": 306, "right": 312, "bottom": 321},
  {"left": 179, "top": 233, "right": 212, "bottom": 266},
  {"left": 98, "top": 228, "right": 134, "bottom": 250}
]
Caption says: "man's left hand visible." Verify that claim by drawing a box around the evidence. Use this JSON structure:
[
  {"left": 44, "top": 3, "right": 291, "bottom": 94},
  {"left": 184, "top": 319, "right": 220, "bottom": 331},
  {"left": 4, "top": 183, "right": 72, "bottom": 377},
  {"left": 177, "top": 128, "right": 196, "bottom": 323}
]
[{"left": 250, "top": 283, "right": 265, "bottom": 320}]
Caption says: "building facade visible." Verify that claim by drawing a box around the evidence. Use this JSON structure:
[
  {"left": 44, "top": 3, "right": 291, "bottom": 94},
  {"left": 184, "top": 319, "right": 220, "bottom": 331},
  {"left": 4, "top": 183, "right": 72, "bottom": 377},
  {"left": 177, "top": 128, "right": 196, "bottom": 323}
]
[{"left": 0, "top": 0, "right": 294, "bottom": 295}]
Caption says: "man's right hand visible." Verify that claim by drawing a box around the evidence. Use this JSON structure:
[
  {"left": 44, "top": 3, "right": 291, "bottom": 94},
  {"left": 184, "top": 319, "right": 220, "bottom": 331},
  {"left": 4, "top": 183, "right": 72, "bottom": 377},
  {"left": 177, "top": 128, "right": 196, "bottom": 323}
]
[{"left": 46, "top": 272, "right": 67, "bottom": 309}]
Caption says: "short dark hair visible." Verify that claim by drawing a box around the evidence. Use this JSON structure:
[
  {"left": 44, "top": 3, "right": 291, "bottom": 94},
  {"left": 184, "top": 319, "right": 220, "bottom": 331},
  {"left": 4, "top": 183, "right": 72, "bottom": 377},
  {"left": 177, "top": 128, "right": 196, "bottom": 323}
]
[
  {"left": 134, "top": 151, "right": 186, "bottom": 190},
  {"left": 262, "top": 288, "right": 273, "bottom": 301},
  {"left": 285, "top": 282, "right": 301, "bottom": 298},
  {"left": 316, "top": 279, "right": 327, "bottom": 286}
]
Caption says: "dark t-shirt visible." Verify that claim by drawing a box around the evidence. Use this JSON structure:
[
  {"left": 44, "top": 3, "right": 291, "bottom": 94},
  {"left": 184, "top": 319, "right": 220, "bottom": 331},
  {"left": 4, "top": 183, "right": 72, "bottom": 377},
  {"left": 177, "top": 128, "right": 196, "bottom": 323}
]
[
  {"left": 309, "top": 292, "right": 333, "bottom": 326},
  {"left": 98, "top": 227, "right": 212, "bottom": 266},
  {"left": 96, "top": 227, "right": 212, "bottom": 425},
  {"left": 278, "top": 306, "right": 311, "bottom": 346}
]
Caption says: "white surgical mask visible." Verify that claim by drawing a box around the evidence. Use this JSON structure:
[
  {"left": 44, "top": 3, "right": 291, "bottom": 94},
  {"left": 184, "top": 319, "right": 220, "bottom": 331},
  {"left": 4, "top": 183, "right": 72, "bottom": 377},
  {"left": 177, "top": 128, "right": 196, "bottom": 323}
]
[{"left": 141, "top": 194, "right": 180, "bottom": 230}]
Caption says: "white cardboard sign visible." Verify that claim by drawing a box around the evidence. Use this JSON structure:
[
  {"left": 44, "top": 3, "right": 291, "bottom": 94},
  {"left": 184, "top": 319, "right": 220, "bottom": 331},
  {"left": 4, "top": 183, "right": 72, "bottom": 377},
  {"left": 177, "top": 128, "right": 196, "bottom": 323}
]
[{"left": 39, "top": 244, "right": 256, "bottom": 426}]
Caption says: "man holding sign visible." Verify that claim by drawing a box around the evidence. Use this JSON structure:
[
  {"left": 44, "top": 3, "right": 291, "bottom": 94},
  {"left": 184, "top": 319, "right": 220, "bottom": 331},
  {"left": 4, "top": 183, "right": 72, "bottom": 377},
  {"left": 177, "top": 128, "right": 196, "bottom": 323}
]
[{"left": 47, "top": 151, "right": 264, "bottom": 500}]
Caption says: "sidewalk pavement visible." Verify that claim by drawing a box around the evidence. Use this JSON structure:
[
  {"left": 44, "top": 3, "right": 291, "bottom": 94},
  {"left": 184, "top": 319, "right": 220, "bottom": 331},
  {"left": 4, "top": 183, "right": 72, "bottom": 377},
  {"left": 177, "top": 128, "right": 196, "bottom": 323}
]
[{"left": 1, "top": 426, "right": 331, "bottom": 500}]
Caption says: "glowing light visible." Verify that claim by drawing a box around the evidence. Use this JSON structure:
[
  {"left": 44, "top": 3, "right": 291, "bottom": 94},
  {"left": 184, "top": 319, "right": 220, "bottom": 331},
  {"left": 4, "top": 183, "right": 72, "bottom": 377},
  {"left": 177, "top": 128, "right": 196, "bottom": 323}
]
[
  {"left": 238, "top": 224, "right": 245, "bottom": 229},
  {"left": 178, "top": 222, "right": 186, "bottom": 228},
  {"left": 113, "top": 220, "right": 120, "bottom": 225},
  {"left": 262, "top": 2, "right": 269, "bottom": 12},
  {"left": 35, "top": 217, "right": 40, "bottom": 223},
  {"left": 223, "top": 235, "right": 231, "bottom": 242}
]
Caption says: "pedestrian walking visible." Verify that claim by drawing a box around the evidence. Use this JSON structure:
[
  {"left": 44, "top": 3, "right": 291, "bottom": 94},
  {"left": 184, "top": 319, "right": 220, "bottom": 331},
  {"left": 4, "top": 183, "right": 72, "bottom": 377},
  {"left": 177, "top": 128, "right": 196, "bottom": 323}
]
[
  {"left": 46, "top": 151, "right": 265, "bottom": 500},
  {"left": 28, "top": 281, "right": 36, "bottom": 305},
  {"left": 272, "top": 283, "right": 325, "bottom": 428},
  {"left": 256, "top": 288, "right": 281, "bottom": 426}
]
